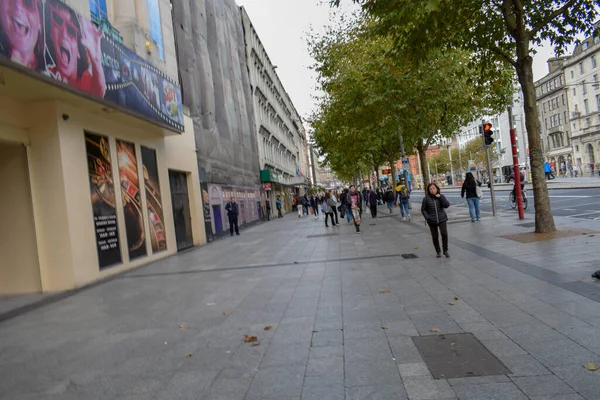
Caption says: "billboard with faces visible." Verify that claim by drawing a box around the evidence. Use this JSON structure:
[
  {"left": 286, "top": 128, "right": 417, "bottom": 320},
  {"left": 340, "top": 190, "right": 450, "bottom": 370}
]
[{"left": 0, "top": 0, "right": 184, "bottom": 132}]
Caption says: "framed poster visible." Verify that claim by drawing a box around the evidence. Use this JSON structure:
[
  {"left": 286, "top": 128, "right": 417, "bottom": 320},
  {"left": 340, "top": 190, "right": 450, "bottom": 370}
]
[
  {"left": 141, "top": 146, "right": 167, "bottom": 252},
  {"left": 116, "top": 140, "right": 147, "bottom": 260},
  {"left": 85, "top": 132, "right": 122, "bottom": 268}
]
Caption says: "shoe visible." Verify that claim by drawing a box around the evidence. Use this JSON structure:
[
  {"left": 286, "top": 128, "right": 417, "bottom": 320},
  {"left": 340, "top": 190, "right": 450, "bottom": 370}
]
[
  {"left": 407, "top": 215, "right": 411, "bottom": 221},
  {"left": 325, "top": 224, "right": 329, "bottom": 227},
  {"left": 444, "top": 252, "right": 450, "bottom": 258},
  {"left": 477, "top": 218, "right": 480, "bottom": 221},
  {"left": 236, "top": 232, "right": 240, "bottom": 236},
  {"left": 471, "top": 219, "right": 475, "bottom": 223},
  {"left": 436, "top": 252, "right": 442, "bottom": 258},
  {"left": 401, "top": 217, "right": 405, "bottom": 221}
]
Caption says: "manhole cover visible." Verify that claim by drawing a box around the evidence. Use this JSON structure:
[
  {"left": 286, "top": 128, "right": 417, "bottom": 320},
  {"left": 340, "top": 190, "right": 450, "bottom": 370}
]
[
  {"left": 401, "top": 253, "right": 418, "bottom": 259},
  {"left": 306, "top": 233, "right": 338, "bottom": 238},
  {"left": 516, "top": 222, "right": 535, "bottom": 228},
  {"left": 412, "top": 333, "right": 511, "bottom": 379}
]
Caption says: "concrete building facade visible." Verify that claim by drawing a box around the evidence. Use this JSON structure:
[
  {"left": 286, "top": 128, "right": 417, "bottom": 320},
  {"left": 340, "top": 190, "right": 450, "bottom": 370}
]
[
  {"left": 564, "top": 31, "right": 600, "bottom": 176},
  {"left": 240, "top": 7, "right": 309, "bottom": 213},
  {"left": 0, "top": 0, "right": 205, "bottom": 294}
]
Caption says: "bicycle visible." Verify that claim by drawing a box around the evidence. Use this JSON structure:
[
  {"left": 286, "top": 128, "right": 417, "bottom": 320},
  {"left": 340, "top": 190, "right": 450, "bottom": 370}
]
[{"left": 509, "top": 187, "right": 528, "bottom": 210}]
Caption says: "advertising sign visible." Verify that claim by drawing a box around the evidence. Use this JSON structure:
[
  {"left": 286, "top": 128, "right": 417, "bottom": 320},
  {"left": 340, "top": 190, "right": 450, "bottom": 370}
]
[
  {"left": 141, "top": 146, "right": 167, "bottom": 252},
  {"left": 116, "top": 140, "right": 147, "bottom": 260},
  {"left": 0, "top": 0, "right": 184, "bottom": 131},
  {"left": 85, "top": 132, "right": 122, "bottom": 268},
  {"left": 263, "top": 183, "right": 272, "bottom": 191}
]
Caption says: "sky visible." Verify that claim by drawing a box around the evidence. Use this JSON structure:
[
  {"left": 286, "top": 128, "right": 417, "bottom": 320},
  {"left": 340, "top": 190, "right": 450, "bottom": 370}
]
[{"left": 235, "top": 0, "right": 567, "bottom": 122}]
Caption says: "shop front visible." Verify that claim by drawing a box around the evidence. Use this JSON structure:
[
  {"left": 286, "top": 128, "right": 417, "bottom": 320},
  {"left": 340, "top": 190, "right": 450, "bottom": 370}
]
[{"left": 0, "top": 0, "right": 204, "bottom": 295}]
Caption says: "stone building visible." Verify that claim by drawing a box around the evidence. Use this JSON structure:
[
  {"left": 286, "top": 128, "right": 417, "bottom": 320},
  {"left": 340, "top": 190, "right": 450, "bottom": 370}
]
[{"left": 0, "top": 0, "right": 205, "bottom": 294}]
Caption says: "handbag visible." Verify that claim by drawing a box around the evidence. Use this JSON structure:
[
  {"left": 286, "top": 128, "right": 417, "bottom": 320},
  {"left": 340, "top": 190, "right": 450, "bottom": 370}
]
[{"left": 476, "top": 185, "right": 483, "bottom": 198}]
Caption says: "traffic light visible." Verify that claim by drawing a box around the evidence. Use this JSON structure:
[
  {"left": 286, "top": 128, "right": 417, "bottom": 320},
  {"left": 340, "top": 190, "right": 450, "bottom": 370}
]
[{"left": 482, "top": 123, "right": 494, "bottom": 147}]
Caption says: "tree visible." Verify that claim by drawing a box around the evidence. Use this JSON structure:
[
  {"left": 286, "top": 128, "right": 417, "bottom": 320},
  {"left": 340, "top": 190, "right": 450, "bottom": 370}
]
[{"left": 333, "top": 0, "right": 599, "bottom": 232}]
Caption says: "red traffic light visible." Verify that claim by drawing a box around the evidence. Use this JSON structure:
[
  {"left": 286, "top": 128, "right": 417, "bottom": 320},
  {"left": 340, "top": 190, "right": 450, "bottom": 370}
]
[{"left": 483, "top": 123, "right": 493, "bottom": 132}]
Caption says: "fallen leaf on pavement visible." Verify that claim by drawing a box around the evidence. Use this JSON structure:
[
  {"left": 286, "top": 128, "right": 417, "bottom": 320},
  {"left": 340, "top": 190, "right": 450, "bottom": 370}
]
[
  {"left": 178, "top": 324, "right": 186, "bottom": 330},
  {"left": 454, "top": 296, "right": 460, "bottom": 300},
  {"left": 583, "top": 362, "right": 600, "bottom": 371},
  {"left": 448, "top": 302, "right": 455, "bottom": 306},
  {"left": 379, "top": 289, "right": 390, "bottom": 294},
  {"left": 414, "top": 246, "right": 419, "bottom": 250},
  {"left": 222, "top": 311, "right": 233, "bottom": 316},
  {"left": 251, "top": 342, "right": 261, "bottom": 347},
  {"left": 430, "top": 328, "right": 439, "bottom": 333},
  {"left": 243, "top": 335, "right": 258, "bottom": 343},
  {"left": 381, "top": 325, "right": 388, "bottom": 330},
  {"left": 264, "top": 326, "right": 274, "bottom": 331},
  {"left": 185, "top": 353, "right": 193, "bottom": 358},
  {"left": 451, "top": 342, "right": 456, "bottom": 346}
]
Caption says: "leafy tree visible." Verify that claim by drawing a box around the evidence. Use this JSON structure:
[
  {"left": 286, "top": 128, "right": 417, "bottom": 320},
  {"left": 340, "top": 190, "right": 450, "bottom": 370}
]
[{"left": 333, "top": 0, "right": 599, "bottom": 232}]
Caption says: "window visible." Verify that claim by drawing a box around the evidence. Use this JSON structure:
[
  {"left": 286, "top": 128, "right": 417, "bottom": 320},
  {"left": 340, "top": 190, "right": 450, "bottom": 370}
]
[
  {"left": 593, "top": 55, "right": 597, "bottom": 69},
  {"left": 562, "top": 94, "right": 565, "bottom": 105},
  {"left": 147, "top": 0, "right": 164, "bottom": 60},
  {"left": 543, "top": 103, "right": 547, "bottom": 112},
  {"left": 89, "top": 0, "right": 108, "bottom": 19},
  {"left": 545, "top": 118, "right": 548, "bottom": 130},
  {"left": 597, "top": 95, "right": 600, "bottom": 111},
  {"left": 564, "top": 111, "right": 568, "bottom": 122},
  {"left": 583, "top": 80, "right": 587, "bottom": 94},
  {"left": 575, "top": 104, "right": 579, "bottom": 112},
  {"left": 584, "top": 99, "right": 589, "bottom": 114},
  {"left": 586, "top": 118, "right": 591, "bottom": 127},
  {"left": 571, "top": 70, "right": 575, "bottom": 79},
  {"left": 576, "top": 145, "right": 580, "bottom": 152},
  {"left": 573, "top": 88, "right": 577, "bottom": 96},
  {"left": 580, "top": 62, "right": 584, "bottom": 74}
]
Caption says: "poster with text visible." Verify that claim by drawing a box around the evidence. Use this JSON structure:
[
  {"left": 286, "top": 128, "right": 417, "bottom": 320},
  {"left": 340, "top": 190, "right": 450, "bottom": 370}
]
[
  {"left": 141, "top": 146, "right": 167, "bottom": 252},
  {"left": 116, "top": 140, "right": 147, "bottom": 260},
  {"left": 85, "top": 132, "right": 122, "bottom": 268}
]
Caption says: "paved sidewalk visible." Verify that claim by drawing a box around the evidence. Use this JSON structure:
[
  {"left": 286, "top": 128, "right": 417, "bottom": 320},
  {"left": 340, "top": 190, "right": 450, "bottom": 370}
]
[
  {"left": 442, "top": 176, "right": 600, "bottom": 192},
  {"left": 1, "top": 208, "right": 600, "bottom": 400}
]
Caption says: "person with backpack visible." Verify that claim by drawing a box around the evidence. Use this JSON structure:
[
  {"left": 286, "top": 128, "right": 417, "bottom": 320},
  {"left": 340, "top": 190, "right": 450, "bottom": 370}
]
[
  {"left": 396, "top": 181, "right": 411, "bottom": 221},
  {"left": 323, "top": 193, "right": 337, "bottom": 227},
  {"left": 461, "top": 172, "right": 482, "bottom": 222},
  {"left": 384, "top": 187, "right": 395, "bottom": 214},
  {"left": 347, "top": 185, "right": 363, "bottom": 233},
  {"left": 276, "top": 196, "right": 283, "bottom": 218},
  {"left": 368, "top": 189, "right": 378, "bottom": 218},
  {"left": 421, "top": 182, "right": 450, "bottom": 258}
]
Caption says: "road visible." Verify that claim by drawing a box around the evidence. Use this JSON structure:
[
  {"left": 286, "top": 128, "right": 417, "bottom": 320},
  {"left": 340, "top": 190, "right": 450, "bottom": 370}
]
[{"left": 409, "top": 188, "right": 600, "bottom": 220}]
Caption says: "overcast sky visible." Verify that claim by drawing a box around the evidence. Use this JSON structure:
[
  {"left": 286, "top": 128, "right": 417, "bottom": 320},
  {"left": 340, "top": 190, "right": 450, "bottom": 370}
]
[{"left": 236, "top": 0, "right": 564, "bottom": 121}]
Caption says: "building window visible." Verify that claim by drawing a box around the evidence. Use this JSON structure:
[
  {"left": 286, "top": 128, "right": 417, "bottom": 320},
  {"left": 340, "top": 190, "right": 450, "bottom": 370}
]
[
  {"left": 564, "top": 111, "right": 567, "bottom": 122},
  {"left": 580, "top": 62, "right": 584, "bottom": 74},
  {"left": 597, "top": 95, "right": 600, "bottom": 111},
  {"left": 576, "top": 145, "right": 579, "bottom": 152},
  {"left": 593, "top": 55, "right": 597, "bottom": 69},
  {"left": 573, "top": 88, "right": 577, "bottom": 96},
  {"left": 586, "top": 118, "right": 591, "bottom": 127},
  {"left": 562, "top": 94, "right": 565, "bottom": 105},
  {"left": 571, "top": 70, "right": 575, "bottom": 79},
  {"left": 583, "top": 80, "right": 587, "bottom": 94},
  {"left": 543, "top": 103, "right": 546, "bottom": 112},
  {"left": 89, "top": 0, "right": 108, "bottom": 19},
  {"left": 147, "top": 0, "right": 164, "bottom": 60},
  {"left": 584, "top": 99, "right": 589, "bottom": 114}
]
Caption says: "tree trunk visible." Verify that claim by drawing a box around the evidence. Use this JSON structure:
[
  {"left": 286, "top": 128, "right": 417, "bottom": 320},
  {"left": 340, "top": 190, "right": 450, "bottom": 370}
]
[
  {"left": 389, "top": 158, "right": 397, "bottom": 189},
  {"left": 516, "top": 50, "right": 556, "bottom": 233},
  {"left": 417, "top": 140, "right": 430, "bottom": 188}
]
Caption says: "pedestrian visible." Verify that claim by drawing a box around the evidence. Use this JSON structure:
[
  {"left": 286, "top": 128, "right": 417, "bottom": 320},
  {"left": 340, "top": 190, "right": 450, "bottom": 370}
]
[
  {"left": 591, "top": 163, "right": 595, "bottom": 177},
  {"left": 368, "top": 189, "right": 378, "bottom": 218},
  {"left": 421, "top": 182, "right": 450, "bottom": 258},
  {"left": 396, "top": 180, "right": 411, "bottom": 221},
  {"left": 266, "top": 198, "right": 271, "bottom": 221},
  {"left": 461, "top": 172, "right": 482, "bottom": 222},
  {"left": 225, "top": 197, "right": 240, "bottom": 236},
  {"left": 544, "top": 162, "right": 554, "bottom": 180},
  {"left": 574, "top": 164, "right": 580, "bottom": 177},
  {"left": 383, "top": 187, "right": 395, "bottom": 214},
  {"left": 311, "top": 195, "right": 319, "bottom": 218},
  {"left": 324, "top": 193, "right": 337, "bottom": 227},
  {"left": 276, "top": 196, "right": 283, "bottom": 218},
  {"left": 330, "top": 190, "right": 339, "bottom": 224},
  {"left": 303, "top": 194, "right": 310, "bottom": 215},
  {"left": 347, "top": 185, "right": 363, "bottom": 233},
  {"left": 341, "top": 188, "right": 352, "bottom": 223},
  {"left": 298, "top": 195, "right": 304, "bottom": 218}
]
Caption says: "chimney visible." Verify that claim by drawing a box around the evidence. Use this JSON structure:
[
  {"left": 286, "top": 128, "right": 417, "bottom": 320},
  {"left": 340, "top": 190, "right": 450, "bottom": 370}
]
[{"left": 547, "top": 57, "right": 568, "bottom": 74}]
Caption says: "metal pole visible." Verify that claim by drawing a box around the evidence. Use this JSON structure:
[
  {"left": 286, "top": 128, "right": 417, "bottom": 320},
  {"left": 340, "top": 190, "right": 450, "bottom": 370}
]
[
  {"left": 448, "top": 145, "right": 454, "bottom": 186},
  {"left": 485, "top": 147, "right": 497, "bottom": 216},
  {"left": 458, "top": 145, "right": 463, "bottom": 182},
  {"left": 509, "top": 106, "right": 525, "bottom": 219}
]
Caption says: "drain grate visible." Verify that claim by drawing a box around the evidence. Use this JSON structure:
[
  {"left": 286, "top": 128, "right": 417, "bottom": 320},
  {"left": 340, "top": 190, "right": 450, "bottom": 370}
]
[
  {"left": 307, "top": 233, "right": 338, "bottom": 238},
  {"left": 516, "top": 222, "right": 535, "bottom": 228},
  {"left": 412, "top": 333, "right": 511, "bottom": 379},
  {"left": 401, "top": 253, "right": 418, "bottom": 259}
]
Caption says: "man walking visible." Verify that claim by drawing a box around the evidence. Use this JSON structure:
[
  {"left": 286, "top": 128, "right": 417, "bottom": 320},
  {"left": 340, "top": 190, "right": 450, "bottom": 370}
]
[
  {"left": 396, "top": 180, "right": 411, "bottom": 221},
  {"left": 384, "top": 187, "right": 395, "bottom": 214},
  {"left": 225, "top": 197, "right": 240, "bottom": 236},
  {"left": 265, "top": 199, "right": 271, "bottom": 221},
  {"left": 368, "top": 189, "right": 378, "bottom": 218},
  {"left": 276, "top": 196, "right": 283, "bottom": 218}
]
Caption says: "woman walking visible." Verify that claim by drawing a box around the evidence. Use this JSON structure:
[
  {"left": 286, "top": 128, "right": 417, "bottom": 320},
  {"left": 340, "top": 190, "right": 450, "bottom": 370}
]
[
  {"left": 324, "top": 193, "right": 337, "bottom": 227},
  {"left": 421, "top": 182, "right": 450, "bottom": 258},
  {"left": 368, "top": 189, "right": 378, "bottom": 218},
  {"left": 461, "top": 172, "right": 482, "bottom": 222},
  {"left": 347, "top": 185, "right": 363, "bottom": 233},
  {"left": 311, "top": 195, "right": 319, "bottom": 219}
]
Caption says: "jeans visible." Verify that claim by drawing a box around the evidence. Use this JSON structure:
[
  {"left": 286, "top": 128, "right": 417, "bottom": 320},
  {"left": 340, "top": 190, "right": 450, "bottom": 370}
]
[
  {"left": 399, "top": 199, "right": 410, "bottom": 217},
  {"left": 466, "top": 197, "right": 480, "bottom": 221},
  {"left": 387, "top": 201, "right": 394, "bottom": 213},
  {"left": 428, "top": 221, "right": 448, "bottom": 253},
  {"left": 277, "top": 208, "right": 283, "bottom": 218},
  {"left": 344, "top": 205, "right": 352, "bottom": 222}
]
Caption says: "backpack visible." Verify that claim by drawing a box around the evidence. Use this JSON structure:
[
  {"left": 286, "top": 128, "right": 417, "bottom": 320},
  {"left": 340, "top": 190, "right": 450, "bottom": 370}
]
[
  {"left": 592, "top": 270, "right": 600, "bottom": 280},
  {"left": 321, "top": 202, "right": 329, "bottom": 213},
  {"left": 400, "top": 186, "right": 409, "bottom": 199}
]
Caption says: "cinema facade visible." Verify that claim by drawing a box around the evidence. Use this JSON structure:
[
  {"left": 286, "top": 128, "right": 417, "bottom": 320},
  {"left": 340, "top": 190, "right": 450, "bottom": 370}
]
[{"left": 0, "top": 0, "right": 206, "bottom": 295}]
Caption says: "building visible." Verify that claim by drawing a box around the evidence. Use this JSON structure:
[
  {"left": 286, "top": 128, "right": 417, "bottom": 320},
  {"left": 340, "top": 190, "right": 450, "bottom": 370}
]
[
  {"left": 173, "top": 0, "right": 262, "bottom": 239},
  {"left": 535, "top": 57, "right": 573, "bottom": 174},
  {"left": 240, "top": 7, "right": 309, "bottom": 213},
  {"left": 0, "top": 0, "right": 205, "bottom": 294},
  {"left": 564, "top": 29, "right": 600, "bottom": 175}
]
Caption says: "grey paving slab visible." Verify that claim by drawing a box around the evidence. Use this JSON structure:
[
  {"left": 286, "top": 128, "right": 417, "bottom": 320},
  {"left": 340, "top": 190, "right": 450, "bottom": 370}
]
[
  {"left": 345, "top": 384, "right": 408, "bottom": 400},
  {"left": 244, "top": 365, "right": 305, "bottom": 400},
  {"left": 402, "top": 376, "right": 457, "bottom": 400},
  {"left": 511, "top": 375, "right": 576, "bottom": 397},
  {"left": 345, "top": 358, "right": 403, "bottom": 387},
  {"left": 311, "top": 329, "right": 343, "bottom": 347},
  {"left": 451, "top": 382, "right": 528, "bottom": 400},
  {"left": 309, "top": 345, "right": 344, "bottom": 359}
]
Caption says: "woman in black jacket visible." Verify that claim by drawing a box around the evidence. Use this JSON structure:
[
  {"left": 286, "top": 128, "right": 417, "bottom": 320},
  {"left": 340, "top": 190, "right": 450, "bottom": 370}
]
[
  {"left": 461, "top": 172, "right": 482, "bottom": 222},
  {"left": 421, "top": 182, "right": 451, "bottom": 258}
]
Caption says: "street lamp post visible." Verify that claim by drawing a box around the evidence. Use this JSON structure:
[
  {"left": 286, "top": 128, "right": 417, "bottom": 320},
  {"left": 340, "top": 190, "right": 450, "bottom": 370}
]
[{"left": 447, "top": 145, "right": 454, "bottom": 186}]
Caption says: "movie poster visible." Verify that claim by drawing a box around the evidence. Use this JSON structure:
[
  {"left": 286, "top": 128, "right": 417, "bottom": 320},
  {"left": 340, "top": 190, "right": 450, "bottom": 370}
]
[
  {"left": 141, "top": 146, "right": 166, "bottom": 252},
  {"left": 85, "top": 132, "right": 122, "bottom": 268},
  {"left": 0, "top": 0, "right": 184, "bottom": 131},
  {"left": 116, "top": 140, "right": 147, "bottom": 260}
]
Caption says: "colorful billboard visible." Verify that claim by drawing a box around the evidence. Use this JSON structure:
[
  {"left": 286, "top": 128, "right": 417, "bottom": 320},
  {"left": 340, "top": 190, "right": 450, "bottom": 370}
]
[
  {"left": 85, "top": 132, "right": 122, "bottom": 269},
  {"left": 141, "top": 146, "right": 167, "bottom": 252},
  {"left": 116, "top": 140, "right": 147, "bottom": 260},
  {"left": 0, "top": 0, "right": 184, "bottom": 131}
]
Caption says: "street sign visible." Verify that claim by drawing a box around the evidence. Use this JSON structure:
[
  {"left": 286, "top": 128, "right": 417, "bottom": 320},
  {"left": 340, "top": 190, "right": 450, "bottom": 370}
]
[
  {"left": 402, "top": 157, "right": 410, "bottom": 169},
  {"left": 263, "top": 183, "right": 272, "bottom": 191}
]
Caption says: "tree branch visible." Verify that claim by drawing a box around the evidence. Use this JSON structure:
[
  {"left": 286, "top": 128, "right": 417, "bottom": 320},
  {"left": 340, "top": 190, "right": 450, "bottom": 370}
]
[
  {"left": 502, "top": 0, "right": 518, "bottom": 37},
  {"left": 529, "top": 0, "right": 578, "bottom": 38},
  {"left": 490, "top": 45, "right": 518, "bottom": 68}
]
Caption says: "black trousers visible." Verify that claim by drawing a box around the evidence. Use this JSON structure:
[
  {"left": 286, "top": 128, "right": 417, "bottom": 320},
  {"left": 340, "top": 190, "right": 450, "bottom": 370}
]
[
  {"left": 229, "top": 216, "right": 239, "bottom": 235},
  {"left": 266, "top": 208, "right": 271, "bottom": 220},
  {"left": 278, "top": 208, "right": 283, "bottom": 218},
  {"left": 370, "top": 205, "right": 377, "bottom": 218},
  {"left": 325, "top": 212, "right": 336, "bottom": 226},
  {"left": 428, "top": 221, "right": 448, "bottom": 253}
]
